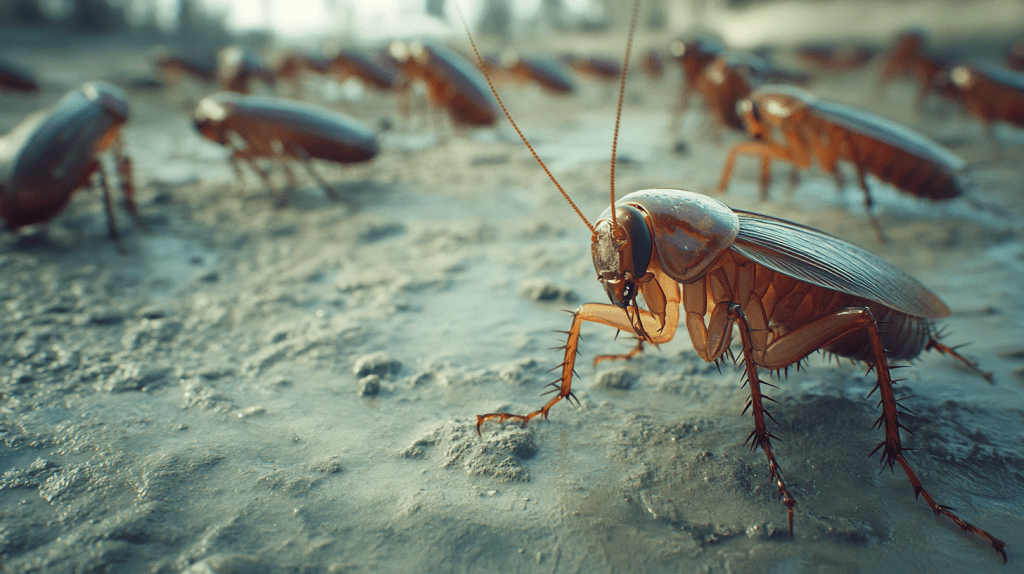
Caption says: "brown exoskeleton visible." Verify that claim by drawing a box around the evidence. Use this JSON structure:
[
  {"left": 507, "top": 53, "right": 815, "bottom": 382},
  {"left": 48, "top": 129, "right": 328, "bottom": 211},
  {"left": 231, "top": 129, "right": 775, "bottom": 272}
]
[{"left": 462, "top": 0, "right": 1007, "bottom": 563}]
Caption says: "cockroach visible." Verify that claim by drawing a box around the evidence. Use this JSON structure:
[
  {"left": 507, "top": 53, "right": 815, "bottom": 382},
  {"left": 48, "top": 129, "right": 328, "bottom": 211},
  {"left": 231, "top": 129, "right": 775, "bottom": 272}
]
[
  {"left": 273, "top": 50, "right": 332, "bottom": 98},
  {"left": 560, "top": 54, "right": 622, "bottom": 83},
  {"left": 0, "top": 81, "right": 139, "bottom": 243},
  {"left": 331, "top": 49, "right": 402, "bottom": 93},
  {"left": 495, "top": 52, "right": 575, "bottom": 95},
  {"left": 193, "top": 92, "right": 378, "bottom": 205},
  {"left": 1007, "top": 40, "right": 1024, "bottom": 72},
  {"left": 939, "top": 61, "right": 1024, "bottom": 139},
  {"left": 878, "top": 30, "right": 952, "bottom": 109},
  {"left": 388, "top": 41, "right": 498, "bottom": 129},
  {"left": 461, "top": 0, "right": 1006, "bottom": 562},
  {"left": 795, "top": 44, "right": 874, "bottom": 72},
  {"left": 639, "top": 49, "right": 665, "bottom": 81},
  {"left": 155, "top": 50, "right": 219, "bottom": 84},
  {"left": 692, "top": 52, "right": 762, "bottom": 134},
  {"left": 217, "top": 45, "right": 276, "bottom": 94},
  {"left": 0, "top": 57, "right": 39, "bottom": 92},
  {"left": 717, "top": 85, "right": 966, "bottom": 238}
]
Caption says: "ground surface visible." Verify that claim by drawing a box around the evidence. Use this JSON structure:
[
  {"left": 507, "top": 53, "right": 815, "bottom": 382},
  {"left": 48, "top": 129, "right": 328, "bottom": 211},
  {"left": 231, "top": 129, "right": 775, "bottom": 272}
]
[{"left": 1, "top": 24, "right": 1024, "bottom": 574}]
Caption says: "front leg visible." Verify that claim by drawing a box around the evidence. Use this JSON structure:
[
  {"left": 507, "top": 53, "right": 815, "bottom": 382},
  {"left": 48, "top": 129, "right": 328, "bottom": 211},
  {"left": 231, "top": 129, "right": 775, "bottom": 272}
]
[{"left": 477, "top": 295, "right": 680, "bottom": 433}]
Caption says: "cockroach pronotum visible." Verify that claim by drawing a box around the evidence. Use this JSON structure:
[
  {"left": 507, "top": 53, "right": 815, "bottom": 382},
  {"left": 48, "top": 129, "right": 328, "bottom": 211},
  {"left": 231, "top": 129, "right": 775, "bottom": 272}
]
[
  {"left": 193, "top": 92, "right": 378, "bottom": 205},
  {"left": 939, "top": 61, "right": 1024, "bottom": 140},
  {"left": 388, "top": 41, "right": 498, "bottom": 129},
  {"left": 0, "top": 81, "right": 139, "bottom": 243},
  {"left": 461, "top": 0, "right": 1007, "bottom": 563},
  {"left": 716, "top": 85, "right": 966, "bottom": 238}
]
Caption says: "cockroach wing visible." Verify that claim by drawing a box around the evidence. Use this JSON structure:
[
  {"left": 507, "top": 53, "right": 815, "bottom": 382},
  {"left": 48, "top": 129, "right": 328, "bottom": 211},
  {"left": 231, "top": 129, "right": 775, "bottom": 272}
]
[
  {"left": 730, "top": 210, "right": 950, "bottom": 319},
  {"left": 810, "top": 99, "right": 966, "bottom": 173}
]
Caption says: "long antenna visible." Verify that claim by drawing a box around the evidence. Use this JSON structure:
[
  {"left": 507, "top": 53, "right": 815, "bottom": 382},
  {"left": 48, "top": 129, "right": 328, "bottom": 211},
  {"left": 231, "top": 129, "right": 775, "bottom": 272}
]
[
  {"left": 457, "top": 5, "right": 594, "bottom": 234},
  {"left": 610, "top": 0, "right": 642, "bottom": 229}
]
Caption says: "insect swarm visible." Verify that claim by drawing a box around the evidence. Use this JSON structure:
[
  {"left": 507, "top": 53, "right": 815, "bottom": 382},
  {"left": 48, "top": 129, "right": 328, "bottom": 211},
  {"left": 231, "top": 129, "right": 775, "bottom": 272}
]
[
  {"left": 193, "top": 92, "right": 378, "bottom": 205},
  {"left": 462, "top": 0, "right": 1007, "bottom": 563},
  {"left": 0, "top": 81, "right": 139, "bottom": 243}
]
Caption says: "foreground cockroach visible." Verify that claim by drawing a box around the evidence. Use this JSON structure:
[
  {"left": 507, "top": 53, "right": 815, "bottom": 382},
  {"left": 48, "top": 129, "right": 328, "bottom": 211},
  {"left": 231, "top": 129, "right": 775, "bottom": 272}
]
[
  {"left": 462, "top": 0, "right": 1006, "bottom": 562},
  {"left": 0, "top": 81, "right": 139, "bottom": 242},
  {"left": 193, "top": 92, "right": 378, "bottom": 205},
  {"left": 717, "top": 85, "right": 966, "bottom": 238}
]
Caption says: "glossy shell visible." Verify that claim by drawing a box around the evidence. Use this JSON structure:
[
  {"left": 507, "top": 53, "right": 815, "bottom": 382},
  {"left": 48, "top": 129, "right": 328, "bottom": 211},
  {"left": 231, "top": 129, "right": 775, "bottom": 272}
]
[
  {"left": 599, "top": 189, "right": 739, "bottom": 283},
  {"left": 194, "top": 93, "right": 378, "bottom": 164}
]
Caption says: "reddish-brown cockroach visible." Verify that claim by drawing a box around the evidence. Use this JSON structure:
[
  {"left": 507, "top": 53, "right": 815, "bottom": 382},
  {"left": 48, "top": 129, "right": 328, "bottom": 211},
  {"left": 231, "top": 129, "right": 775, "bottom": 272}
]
[
  {"left": 717, "top": 85, "right": 966, "bottom": 238},
  {"left": 1007, "top": 40, "right": 1024, "bottom": 72},
  {"left": 691, "top": 52, "right": 762, "bottom": 134},
  {"left": 462, "top": 0, "right": 1006, "bottom": 562},
  {"left": 0, "top": 81, "right": 139, "bottom": 243},
  {"left": 273, "top": 50, "right": 332, "bottom": 98},
  {"left": 878, "top": 30, "right": 952, "bottom": 109},
  {"left": 0, "top": 57, "right": 39, "bottom": 92},
  {"left": 939, "top": 62, "right": 1024, "bottom": 139},
  {"left": 670, "top": 37, "right": 724, "bottom": 112},
  {"left": 560, "top": 54, "right": 622, "bottom": 83},
  {"left": 795, "top": 44, "right": 874, "bottom": 72},
  {"left": 155, "top": 50, "right": 219, "bottom": 85},
  {"left": 217, "top": 45, "right": 276, "bottom": 94},
  {"left": 331, "top": 49, "right": 402, "bottom": 93},
  {"left": 388, "top": 41, "right": 498, "bottom": 129},
  {"left": 496, "top": 52, "right": 576, "bottom": 95},
  {"left": 193, "top": 92, "right": 378, "bottom": 205}
]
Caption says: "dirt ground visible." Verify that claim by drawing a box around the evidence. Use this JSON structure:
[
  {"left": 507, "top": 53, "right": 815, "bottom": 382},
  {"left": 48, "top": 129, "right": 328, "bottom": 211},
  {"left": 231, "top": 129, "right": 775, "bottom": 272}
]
[{"left": 2, "top": 24, "right": 1024, "bottom": 574}]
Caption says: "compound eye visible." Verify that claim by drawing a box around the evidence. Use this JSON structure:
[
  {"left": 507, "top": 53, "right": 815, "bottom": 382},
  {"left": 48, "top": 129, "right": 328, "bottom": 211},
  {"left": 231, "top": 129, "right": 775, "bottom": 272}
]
[{"left": 623, "top": 281, "right": 637, "bottom": 304}]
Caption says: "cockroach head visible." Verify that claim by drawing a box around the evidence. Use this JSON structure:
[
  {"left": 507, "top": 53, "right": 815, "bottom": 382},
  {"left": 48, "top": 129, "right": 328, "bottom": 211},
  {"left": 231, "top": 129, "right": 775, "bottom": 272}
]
[
  {"left": 591, "top": 204, "right": 652, "bottom": 309},
  {"left": 193, "top": 94, "right": 236, "bottom": 142}
]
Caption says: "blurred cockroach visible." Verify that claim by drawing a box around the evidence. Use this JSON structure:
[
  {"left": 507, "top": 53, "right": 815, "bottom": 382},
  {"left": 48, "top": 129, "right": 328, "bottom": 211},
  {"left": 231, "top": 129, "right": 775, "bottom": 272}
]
[
  {"left": 461, "top": 0, "right": 1006, "bottom": 562},
  {"left": 217, "top": 45, "right": 276, "bottom": 94},
  {"left": 193, "top": 92, "right": 378, "bottom": 205},
  {"left": 155, "top": 50, "right": 219, "bottom": 84},
  {"left": 795, "top": 44, "right": 874, "bottom": 72},
  {"left": 670, "top": 37, "right": 724, "bottom": 114},
  {"left": 878, "top": 30, "right": 952, "bottom": 109},
  {"left": 1007, "top": 40, "right": 1024, "bottom": 72},
  {"left": 273, "top": 50, "right": 332, "bottom": 98},
  {"left": 493, "top": 52, "right": 575, "bottom": 95},
  {"left": 692, "top": 52, "right": 762, "bottom": 134},
  {"left": 561, "top": 54, "right": 622, "bottom": 83},
  {"left": 938, "top": 62, "right": 1024, "bottom": 141},
  {"left": 0, "top": 57, "right": 39, "bottom": 92},
  {"left": 388, "top": 41, "right": 498, "bottom": 129},
  {"left": 0, "top": 81, "right": 139, "bottom": 243},
  {"left": 639, "top": 49, "right": 665, "bottom": 81},
  {"left": 331, "top": 49, "right": 403, "bottom": 93},
  {"left": 717, "top": 85, "right": 966, "bottom": 238}
]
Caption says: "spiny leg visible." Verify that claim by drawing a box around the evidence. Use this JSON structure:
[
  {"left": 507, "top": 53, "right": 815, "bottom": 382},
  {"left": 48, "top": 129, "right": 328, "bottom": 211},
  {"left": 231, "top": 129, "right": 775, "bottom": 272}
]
[
  {"left": 94, "top": 166, "right": 125, "bottom": 252},
  {"left": 594, "top": 338, "right": 645, "bottom": 365},
  {"left": 112, "top": 138, "right": 142, "bottom": 226},
  {"left": 925, "top": 337, "right": 993, "bottom": 383},
  {"left": 728, "top": 304, "right": 797, "bottom": 535},
  {"left": 861, "top": 314, "right": 1007, "bottom": 562}
]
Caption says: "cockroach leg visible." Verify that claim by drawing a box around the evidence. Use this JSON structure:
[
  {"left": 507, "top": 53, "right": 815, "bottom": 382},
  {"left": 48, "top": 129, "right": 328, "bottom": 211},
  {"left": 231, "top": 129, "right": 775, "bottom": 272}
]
[
  {"left": 593, "top": 339, "right": 645, "bottom": 365},
  {"left": 728, "top": 303, "right": 797, "bottom": 535},
  {"left": 94, "top": 165, "right": 126, "bottom": 253},
  {"left": 478, "top": 283, "right": 681, "bottom": 435},
  {"left": 925, "top": 338, "right": 995, "bottom": 383}
]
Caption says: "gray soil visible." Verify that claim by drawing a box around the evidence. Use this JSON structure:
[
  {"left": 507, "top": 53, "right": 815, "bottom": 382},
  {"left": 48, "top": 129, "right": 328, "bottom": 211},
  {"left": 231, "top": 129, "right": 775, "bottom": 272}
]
[{"left": 2, "top": 29, "right": 1024, "bottom": 574}]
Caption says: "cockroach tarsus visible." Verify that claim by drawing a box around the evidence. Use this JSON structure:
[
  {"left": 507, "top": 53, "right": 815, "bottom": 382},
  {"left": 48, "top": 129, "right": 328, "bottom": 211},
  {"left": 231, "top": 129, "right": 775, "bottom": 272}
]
[{"left": 461, "top": 0, "right": 1007, "bottom": 563}]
